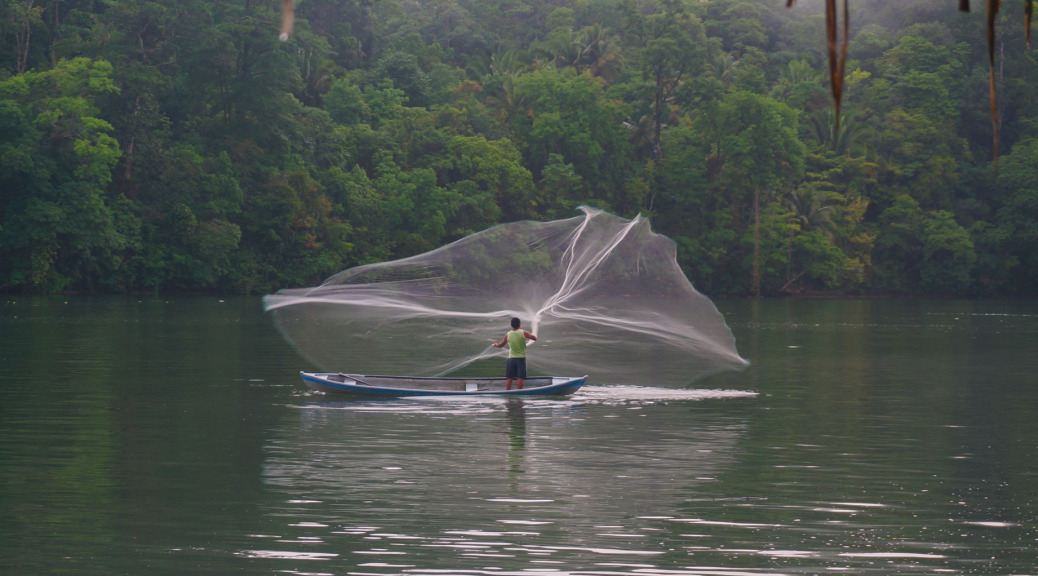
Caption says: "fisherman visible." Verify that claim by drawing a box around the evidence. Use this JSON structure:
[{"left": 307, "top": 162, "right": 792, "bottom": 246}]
[{"left": 493, "top": 317, "right": 537, "bottom": 390}]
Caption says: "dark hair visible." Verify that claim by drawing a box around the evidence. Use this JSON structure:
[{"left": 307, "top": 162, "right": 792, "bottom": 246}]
[{"left": 511, "top": 317, "right": 521, "bottom": 329}]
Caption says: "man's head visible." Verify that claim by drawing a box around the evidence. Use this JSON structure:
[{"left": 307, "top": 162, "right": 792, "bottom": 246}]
[{"left": 511, "top": 317, "right": 521, "bottom": 329}]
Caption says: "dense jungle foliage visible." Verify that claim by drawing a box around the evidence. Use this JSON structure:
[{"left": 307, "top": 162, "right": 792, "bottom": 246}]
[{"left": 1, "top": 0, "right": 1036, "bottom": 296}]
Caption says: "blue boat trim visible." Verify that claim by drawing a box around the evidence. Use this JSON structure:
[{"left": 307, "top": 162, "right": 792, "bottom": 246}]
[{"left": 300, "top": 372, "right": 587, "bottom": 397}]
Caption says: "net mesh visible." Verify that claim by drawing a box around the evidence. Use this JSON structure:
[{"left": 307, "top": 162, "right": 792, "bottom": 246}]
[{"left": 263, "top": 207, "right": 748, "bottom": 386}]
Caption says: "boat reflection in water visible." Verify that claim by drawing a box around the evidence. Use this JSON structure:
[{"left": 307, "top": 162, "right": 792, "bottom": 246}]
[{"left": 252, "top": 385, "right": 755, "bottom": 573}]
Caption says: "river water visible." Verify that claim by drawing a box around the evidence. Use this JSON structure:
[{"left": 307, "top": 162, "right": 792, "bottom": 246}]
[{"left": 2, "top": 297, "right": 1037, "bottom": 575}]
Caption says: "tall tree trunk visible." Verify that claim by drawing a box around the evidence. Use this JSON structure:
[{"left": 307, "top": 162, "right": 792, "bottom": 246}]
[
  {"left": 752, "top": 187, "right": 761, "bottom": 298},
  {"left": 51, "top": 0, "right": 60, "bottom": 66},
  {"left": 786, "top": 226, "right": 793, "bottom": 288},
  {"left": 652, "top": 69, "right": 665, "bottom": 162},
  {"left": 123, "top": 96, "right": 140, "bottom": 198},
  {"left": 16, "top": 0, "right": 36, "bottom": 75}
]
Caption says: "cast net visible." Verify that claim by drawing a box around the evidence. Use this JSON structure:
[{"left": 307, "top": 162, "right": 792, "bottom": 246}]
[{"left": 263, "top": 207, "right": 748, "bottom": 386}]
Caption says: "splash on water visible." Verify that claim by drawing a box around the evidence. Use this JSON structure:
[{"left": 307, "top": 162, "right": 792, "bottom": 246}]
[
  {"left": 288, "top": 386, "right": 757, "bottom": 415},
  {"left": 264, "top": 207, "right": 749, "bottom": 386}
]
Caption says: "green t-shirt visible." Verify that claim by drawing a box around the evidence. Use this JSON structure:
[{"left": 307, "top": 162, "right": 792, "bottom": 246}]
[{"left": 507, "top": 329, "right": 527, "bottom": 358}]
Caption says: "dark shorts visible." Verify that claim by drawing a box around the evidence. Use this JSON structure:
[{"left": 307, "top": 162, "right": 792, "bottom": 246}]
[{"left": 506, "top": 358, "right": 527, "bottom": 379}]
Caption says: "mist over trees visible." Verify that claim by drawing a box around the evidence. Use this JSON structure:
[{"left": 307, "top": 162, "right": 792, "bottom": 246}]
[{"left": 1, "top": 0, "right": 1036, "bottom": 297}]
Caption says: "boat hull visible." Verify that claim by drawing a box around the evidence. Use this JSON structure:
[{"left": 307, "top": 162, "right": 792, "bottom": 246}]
[{"left": 300, "top": 372, "right": 586, "bottom": 397}]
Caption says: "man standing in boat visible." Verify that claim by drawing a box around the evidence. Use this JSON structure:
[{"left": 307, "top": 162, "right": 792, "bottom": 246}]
[{"left": 493, "top": 317, "right": 537, "bottom": 390}]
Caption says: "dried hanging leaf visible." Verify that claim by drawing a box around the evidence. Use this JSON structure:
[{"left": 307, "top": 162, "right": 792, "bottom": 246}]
[
  {"left": 824, "top": 0, "right": 849, "bottom": 134},
  {"left": 1027, "top": 0, "right": 1034, "bottom": 48},
  {"left": 280, "top": 0, "right": 295, "bottom": 41},
  {"left": 788, "top": 0, "right": 1037, "bottom": 166}
]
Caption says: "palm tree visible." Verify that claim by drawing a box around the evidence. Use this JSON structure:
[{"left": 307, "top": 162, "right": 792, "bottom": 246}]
[
  {"left": 809, "top": 108, "right": 875, "bottom": 157},
  {"left": 786, "top": 187, "right": 837, "bottom": 237},
  {"left": 530, "top": 25, "right": 578, "bottom": 67},
  {"left": 707, "top": 51, "right": 740, "bottom": 90},
  {"left": 482, "top": 50, "right": 529, "bottom": 125},
  {"left": 782, "top": 187, "right": 838, "bottom": 291},
  {"left": 771, "top": 59, "right": 821, "bottom": 101},
  {"left": 572, "top": 25, "right": 625, "bottom": 83},
  {"left": 623, "top": 114, "right": 657, "bottom": 161}
]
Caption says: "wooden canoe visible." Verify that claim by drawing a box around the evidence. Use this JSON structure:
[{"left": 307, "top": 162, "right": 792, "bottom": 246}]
[{"left": 300, "top": 372, "right": 586, "bottom": 397}]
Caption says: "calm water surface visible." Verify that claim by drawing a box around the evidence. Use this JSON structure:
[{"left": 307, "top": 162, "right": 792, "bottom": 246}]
[{"left": 2, "top": 297, "right": 1038, "bottom": 575}]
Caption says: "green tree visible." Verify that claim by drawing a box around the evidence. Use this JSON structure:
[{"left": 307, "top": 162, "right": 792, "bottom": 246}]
[
  {"left": 572, "top": 24, "right": 624, "bottom": 83},
  {"left": 873, "top": 195, "right": 976, "bottom": 295},
  {"left": 795, "top": 150, "right": 881, "bottom": 293},
  {"left": 372, "top": 50, "right": 432, "bottom": 107},
  {"left": 443, "top": 135, "right": 533, "bottom": 226},
  {"left": 537, "top": 153, "right": 586, "bottom": 219},
  {"left": 873, "top": 108, "right": 967, "bottom": 211},
  {"left": 2, "top": 0, "right": 46, "bottom": 74},
  {"left": 0, "top": 57, "right": 128, "bottom": 292},
  {"left": 771, "top": 59, "right": 827, "bottom": 111},
  {"left": 807, "top": 108, "right": 876, "bottom": 157},
  {"left": 510, "top": 67, "right": 633, "bottom": 212},
  {"left": 370, "top": 155, "right": 455, "bottom": 257},
  {"left": 782, "top": 187, "right": 847, "bottom": 292},
  {"left": 875, "top": 33, "right": 965, "bottom": 122},
  {"left": 706, "top": 90, "right": 806, "bottom": 296},
  {"left": 702, "top": 0, "right": 771, "bottom": 55},
  {"left": 971, "top": 123, "right": 1038, "bottom": 295},
  {"left": 132, "top": 148, "right": 244, "bottom": 291},
  {"left": 413, "top": 0, "right": 488, "bottom": 63},
  {"left": 649, "top": 120, "right": 738, "bottom": 294},
  {"left": 865, "top": 32, "right": 971, "bottom": 212},
  {"left": 626, "top": 0, "right": 708, "bottom": 162},
  {"left": 324, "top": 77, "right": 371, "bottom": 126},
  {"left": 237, "top": 165, "right": 351, "bottom": 291},
  {"left": 298, "top": 0, "right": 378, "bottom": 70}
]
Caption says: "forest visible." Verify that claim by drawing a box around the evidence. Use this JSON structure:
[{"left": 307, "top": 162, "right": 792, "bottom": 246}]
[{"left": 1, "top": 0, "right": 1036, "bottom": 297}]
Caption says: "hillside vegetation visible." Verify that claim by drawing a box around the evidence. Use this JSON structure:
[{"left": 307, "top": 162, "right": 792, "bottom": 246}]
[{"left": 1, "top": 0, "right": 1036, "bottom": 296}]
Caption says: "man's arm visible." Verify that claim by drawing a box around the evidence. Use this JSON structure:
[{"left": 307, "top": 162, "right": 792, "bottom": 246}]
[
  {"left": 493, "top": 334, "right": 508, "bottom": 348},
  {"left": 523, "top": 330, "right": 536, "bottom": 341}
]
